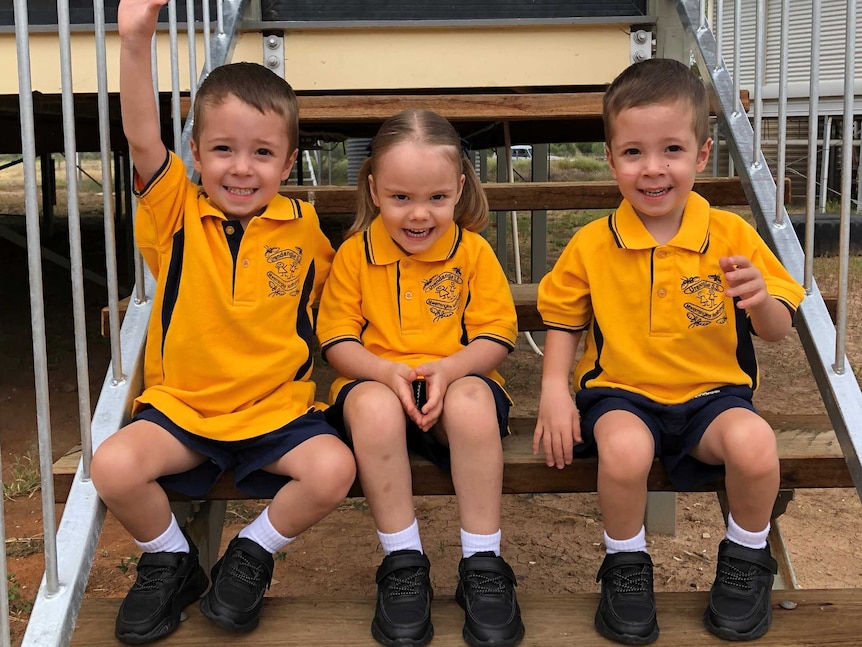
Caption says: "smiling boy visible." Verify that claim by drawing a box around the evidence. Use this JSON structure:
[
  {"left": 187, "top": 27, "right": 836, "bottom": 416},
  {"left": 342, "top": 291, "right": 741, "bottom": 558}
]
[
  {"left": 90, "top": 1, "right": 356, "bottom": 643},
  {"left": 533, "top": 58, "right": 805, "bottom": 644}
]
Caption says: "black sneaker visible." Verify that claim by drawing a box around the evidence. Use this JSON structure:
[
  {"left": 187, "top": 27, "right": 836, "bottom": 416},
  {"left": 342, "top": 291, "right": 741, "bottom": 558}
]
[
  {"left": 456, "top": 552, "right": 524, "bottom": 647},
  {"left": 114, "top": 532, "right": 209, "bottom": 645},
  {"left": 371, "top": 549, "right": 434, "bottom": 646},
  {"left": 594, "top": 551, "right": 658, "bottom": 645},
  {"left": 200, "top": 536, "right": 274, "bottom": 632},
  {"left": 704, "top": 539, "right": 777, "bottom": 641}
]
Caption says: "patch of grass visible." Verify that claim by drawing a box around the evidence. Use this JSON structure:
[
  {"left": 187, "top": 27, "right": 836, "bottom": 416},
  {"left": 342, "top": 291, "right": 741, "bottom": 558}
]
[
  {"left": 7, "top": 572, "right": 34, "bottom": 616},
  {"left": 485, "top": 209, "right": 612, "bottom": 281},
  {"left": 5, "top": 536, "right": 43, "bottom": 558},
  {"left": 116, "top": 554, "right": 139, "bottom": 574},
  {"left": 3, "top": 452, "right": 41, "bottom": 500}
]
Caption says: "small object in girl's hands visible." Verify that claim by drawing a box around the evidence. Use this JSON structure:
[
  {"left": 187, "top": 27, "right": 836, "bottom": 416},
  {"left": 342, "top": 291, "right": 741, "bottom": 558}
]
[{"left": 412, "top": 379, "right": 427, "bottom": 411}]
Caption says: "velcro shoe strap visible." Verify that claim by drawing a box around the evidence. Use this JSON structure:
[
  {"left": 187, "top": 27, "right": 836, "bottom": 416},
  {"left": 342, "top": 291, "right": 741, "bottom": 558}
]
[
  {"left": 136, "top": 551, "right": 186, "bottom": 569},
  {"left": 463, "top": 555, "right": 517, "bottom": 585},
  {"left": 376, "top": 552, "right": 431, "bottom": 583},
  {"left": 596, "top": 551, "right": 653, "bottom": 582},
  {"left": 721, "top": 542, "right": 778, "bottom": 574}
]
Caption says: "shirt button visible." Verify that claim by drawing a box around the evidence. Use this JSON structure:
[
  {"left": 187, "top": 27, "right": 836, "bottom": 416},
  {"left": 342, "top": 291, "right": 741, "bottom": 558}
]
[
  {"left": 657, "top": 288, "right": 667, "bottom": 298},
  {"left": 405, "top": 292, "right": 413, "bottom": 300},
  {"left": 402, "top": 260, "right": 411, "bottom": 269},
  {"left": 241, "top": 259, "right": 250, "bottom": 268},
  {"left": 656, "top": 249, "right": 667, "bottom": 259},
  {"left": 225, "top": 225, "right": 235, "bottom": 235}
]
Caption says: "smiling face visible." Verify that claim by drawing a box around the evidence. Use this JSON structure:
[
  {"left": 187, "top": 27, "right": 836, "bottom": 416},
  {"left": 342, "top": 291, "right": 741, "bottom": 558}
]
[
  {"left": 606, "top": 100, "right": 712, "bottom": 235},
  {"left": 190, "top": 94, "right": 297, "bottom": 219},
  {"left": 368, "top": 141, "right": 465, "bottom": 254}
]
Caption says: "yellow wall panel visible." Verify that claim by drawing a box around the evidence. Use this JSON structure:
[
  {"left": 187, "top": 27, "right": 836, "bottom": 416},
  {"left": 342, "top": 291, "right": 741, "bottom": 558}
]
[{"left": 1, "top": 24, "right": 629, "bottom": 95}]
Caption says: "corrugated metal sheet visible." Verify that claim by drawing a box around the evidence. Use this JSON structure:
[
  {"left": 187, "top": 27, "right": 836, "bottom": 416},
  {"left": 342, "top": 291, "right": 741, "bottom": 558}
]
[{"left": 717, "top": 0, "right": 861, "bottom": 114}]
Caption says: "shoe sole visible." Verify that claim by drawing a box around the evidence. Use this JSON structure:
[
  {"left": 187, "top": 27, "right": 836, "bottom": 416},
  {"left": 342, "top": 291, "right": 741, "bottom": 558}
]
[
  {"left": 371, "top": 620, "right": 433, "bottom": 647},
  {"left": 462, "top": 623, "right": 525, "bottom": 647},
  {"left": 115, "top": 566, "right": 209, "bottom": 645},
  {"left": 199, "top": 594, "right": 261, "bottom": 633},
  {"left": 703, "top": 608, "right": 772, "bottom": 641},
  {"left": 595, "top": 611, "right": 659, "bottom": 645}
]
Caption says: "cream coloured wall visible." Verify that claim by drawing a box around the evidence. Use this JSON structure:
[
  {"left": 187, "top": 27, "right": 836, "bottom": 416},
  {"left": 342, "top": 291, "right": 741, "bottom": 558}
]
[{"left": 1, "top": 23, "right": 629, "bottom": 95}]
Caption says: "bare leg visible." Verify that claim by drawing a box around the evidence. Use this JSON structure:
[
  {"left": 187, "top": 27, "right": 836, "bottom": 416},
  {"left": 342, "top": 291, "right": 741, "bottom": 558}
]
[
  {"left": 91, "top": 419, "right": 205, "bottom": 541},
  {"left": 436, "top": 376, "right": 503, "bottom": 535},
  {"left": 593, "top": 410, "right": 655, "bottom": 541},
  {"left": 261, "top": 433, "right": 356, "bottom": 537},
  {"left": 691, "top": 408, "right": 779, "bottom": 531},
  {"left": 343, "top": 381, "right": 416, "bottom": 533}
]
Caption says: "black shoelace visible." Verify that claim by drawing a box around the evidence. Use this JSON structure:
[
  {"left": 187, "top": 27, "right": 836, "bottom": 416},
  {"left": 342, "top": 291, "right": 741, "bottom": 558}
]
[
  {"left": 716, "top": 559, "right": 756, "bottom": 590},
  {"left": 226, "top": 549, "right": 270, "bottom": 589},
  {"left": 385, "top": 568, "right": 428, "bottom": 597},
  {"left": 131, "top": 565, "right": 176, "bottom": 592},
  {"left": 465, "top": 570, "right": 508, "bottom": 596},
  {"left": 611, "top": 566, "right": 651, "bottom": 594}
]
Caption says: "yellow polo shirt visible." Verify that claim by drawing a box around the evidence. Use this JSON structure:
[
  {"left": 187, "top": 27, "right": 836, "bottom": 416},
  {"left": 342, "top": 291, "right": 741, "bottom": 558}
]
[
  {"left": 538, "top": 192, "right": 805, "bottom": 404},
  {"left": 133, "top": 152, "right": 334, "bottom": 441},
  {"left": 317, "top": 217, "right": 518, "bottom": 403}
]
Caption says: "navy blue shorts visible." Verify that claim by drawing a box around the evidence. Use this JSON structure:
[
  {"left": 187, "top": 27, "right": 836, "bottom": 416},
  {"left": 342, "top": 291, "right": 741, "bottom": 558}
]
[
  {"left": 575, "top": 385, "right": 758, "bottom": 491},
  {"left": 134, "top": 406, "right": 341, "bottom": 498},
  {"left": 325, "top": 375, "right": 511, "bottom": 471}
]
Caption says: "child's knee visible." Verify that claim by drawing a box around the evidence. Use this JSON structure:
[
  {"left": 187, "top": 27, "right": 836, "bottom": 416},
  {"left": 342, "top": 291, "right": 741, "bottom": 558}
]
[
  {"left": 596, "top": 427, "right": 654, "bottom": 480},
  {"left": 91, "top": 443, "right": 141, "bottom": 495},
  {"left": 309, "top": 443, "right": 357, "bottom": 503}
]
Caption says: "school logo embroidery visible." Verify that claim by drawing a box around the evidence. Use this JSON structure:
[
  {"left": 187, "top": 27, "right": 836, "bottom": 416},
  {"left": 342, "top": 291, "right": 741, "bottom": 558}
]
[
  {"left": 422, "top": 267, "right": 463, "bottom": 321},
  {"left": 264, "top": 245, "right": 302, "bottom": 297},
  {"left": 680, "top": 274, "right": 727, "bottom": 327}
]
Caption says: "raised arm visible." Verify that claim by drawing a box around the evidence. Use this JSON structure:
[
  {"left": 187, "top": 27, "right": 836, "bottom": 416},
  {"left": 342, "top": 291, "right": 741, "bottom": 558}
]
[{"left": 118, "top": 0, "right": 168, "bottom": 183}]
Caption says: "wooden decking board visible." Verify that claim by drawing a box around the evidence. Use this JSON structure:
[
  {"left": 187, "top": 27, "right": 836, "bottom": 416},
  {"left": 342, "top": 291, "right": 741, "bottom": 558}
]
[
  {"left": 280, "top": 177, "right": 789, "bottom": 215},
  {"left": 176, "top": 90, "right": 750, "bottom": 124},
  {"left": 53, "top": 413, "right": 847, "bottom": 503},
  {"left": 69, "top": 590, "right": 862, "bottom": 646}
]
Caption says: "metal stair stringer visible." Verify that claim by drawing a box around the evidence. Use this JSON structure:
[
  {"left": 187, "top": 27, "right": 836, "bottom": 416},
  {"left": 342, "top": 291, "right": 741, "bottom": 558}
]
[
  {"left": 19, "top": 2, "right": 250, "bottom": 645},
  {"left": 674, "top": 0, "right": 862, "bottom": 500}
]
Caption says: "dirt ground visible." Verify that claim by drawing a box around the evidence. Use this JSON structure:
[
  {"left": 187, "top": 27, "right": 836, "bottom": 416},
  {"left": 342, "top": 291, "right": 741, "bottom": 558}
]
[{"left": 3, "top": 217, "right": 862, "bottom": 645}]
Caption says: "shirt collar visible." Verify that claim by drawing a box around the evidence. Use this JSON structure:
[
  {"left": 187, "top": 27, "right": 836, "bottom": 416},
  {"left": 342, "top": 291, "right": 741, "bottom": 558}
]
[
  {"left": 364, "top": 217, "right": 462, "bottom": 265},
  {"left": 197, "top": 191, "right": 303, "bottom": 222},
  {"left": 609, "top": 191, "right": 711, "bottom": 253}
]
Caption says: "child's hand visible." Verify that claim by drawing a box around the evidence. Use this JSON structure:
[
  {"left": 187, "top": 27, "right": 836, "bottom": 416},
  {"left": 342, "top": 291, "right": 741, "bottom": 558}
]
[
  {"left": 408, "top": 361, "right": 452, "bottom": 431},
  {"left": 720, "top": 256, "right": 770, "bottom": 311},
  {"left": 533, "top": 387, "right": 581, "bottom": 469},
  {"left": 384, "top": 363, "right": 424, "bottom": 422},
  {"left": 118, "top": 0, "right": 167, "bottom": 41}
]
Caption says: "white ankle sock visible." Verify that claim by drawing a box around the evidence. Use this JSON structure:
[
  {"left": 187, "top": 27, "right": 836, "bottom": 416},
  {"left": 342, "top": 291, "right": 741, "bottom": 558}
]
[
  {"left": 461, "top": 529, "right": 501, "bottom": 558},
  {"left": 604, "top": 526, "right": 647, "bottom": 555},
  {"left": 239, "top": 507, "right": 295, "bottom": 554},
  {"left": 135, "top": 514, "right": 189, "bottom": 554},
  {"left": 726, "top": 513, "right": 769, "bottom": 549},
  {"left": 378, "top": 519, "right": 423, "bottom": 555}
]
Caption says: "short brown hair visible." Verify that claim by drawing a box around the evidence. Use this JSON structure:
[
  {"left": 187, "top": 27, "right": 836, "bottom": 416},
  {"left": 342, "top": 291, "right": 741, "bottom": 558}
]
[
  {"left": 349, "top": 109, "right": 488, "bottom": 238},
  {"left": 191, "top": 62, "right": 299, "bottom": 151},
  {"left": 602, "top": 58, "right": 710, "bottom": 147}
]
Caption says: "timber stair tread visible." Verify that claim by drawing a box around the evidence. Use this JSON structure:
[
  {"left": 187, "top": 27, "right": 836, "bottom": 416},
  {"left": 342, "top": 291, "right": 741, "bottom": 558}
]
[
  {"left": 70, "top": 589, "right": 862, "bottom": 646},
  {"left": 280, "top": 177, "right": 786, "bottom": 214},
  {"left": 53, "top": 413, "right": 847, "bottom": 503}
]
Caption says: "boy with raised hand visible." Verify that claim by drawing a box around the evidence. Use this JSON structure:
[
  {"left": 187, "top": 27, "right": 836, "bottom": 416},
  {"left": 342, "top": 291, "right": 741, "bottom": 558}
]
[
  {"left": 91, "top": 0, "right": 356, "bottom": 643},
  {"left": 533, "top": 58, "right": 804, "bottom": 644}
]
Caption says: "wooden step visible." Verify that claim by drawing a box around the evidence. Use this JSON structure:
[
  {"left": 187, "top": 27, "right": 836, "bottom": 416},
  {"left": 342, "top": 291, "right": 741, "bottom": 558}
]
[
  {"left": 69, "top": 589, "right": 862, "bottom": 646},
  {"left": 53, "top": 413, "right": 847, "bottom": 503},
  {"left": 281, "top": 177, "right": 787, "bottom": 215},
  {"left": 175, "top": 89, "right": 749, "bottom": 125}
]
